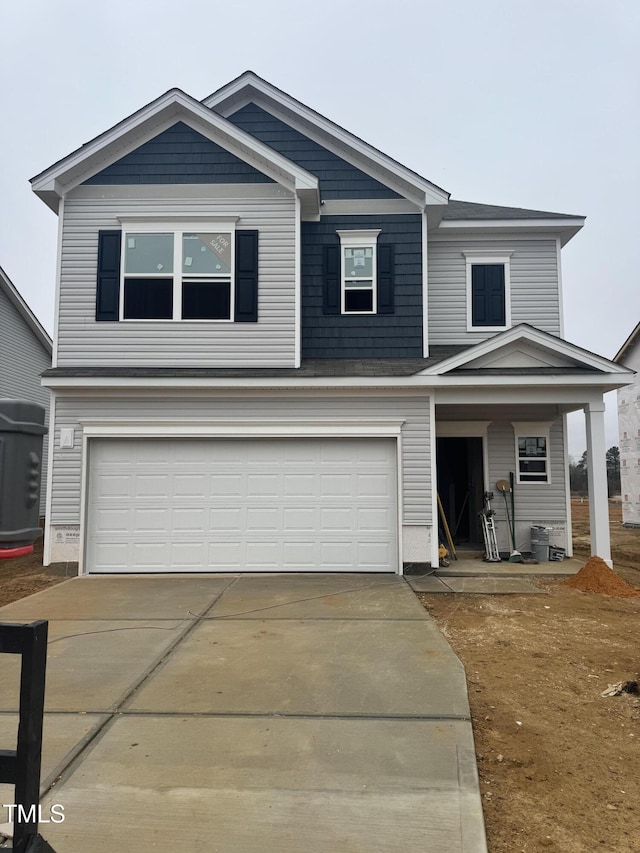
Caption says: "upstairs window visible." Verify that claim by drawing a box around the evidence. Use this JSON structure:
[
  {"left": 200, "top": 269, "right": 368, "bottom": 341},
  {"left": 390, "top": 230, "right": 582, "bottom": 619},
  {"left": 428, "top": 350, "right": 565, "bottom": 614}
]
[
  {"left": 123, "top": 228, "right": 234, "bottom": 321},
  {"left": 464, "top": 253, "right": 512, "bottom": 331},
  {"left": 338, "top": 230, "right": 380, "bottom": 314},
  {"left": 96, "top": 222, "right": 258, "bottom": 323}
]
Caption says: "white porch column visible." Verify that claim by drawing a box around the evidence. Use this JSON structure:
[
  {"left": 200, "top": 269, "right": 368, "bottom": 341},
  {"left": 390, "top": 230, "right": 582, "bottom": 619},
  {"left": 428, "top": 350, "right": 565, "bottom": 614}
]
[{"left": 584, "top": 400, "right": 612, "bottom": 567}]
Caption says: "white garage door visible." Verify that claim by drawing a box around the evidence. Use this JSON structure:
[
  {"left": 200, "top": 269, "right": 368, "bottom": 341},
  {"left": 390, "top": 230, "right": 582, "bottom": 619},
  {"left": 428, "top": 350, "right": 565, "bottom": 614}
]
[{"left": 86, "top": 438, "right": 398, "bottom": 573}]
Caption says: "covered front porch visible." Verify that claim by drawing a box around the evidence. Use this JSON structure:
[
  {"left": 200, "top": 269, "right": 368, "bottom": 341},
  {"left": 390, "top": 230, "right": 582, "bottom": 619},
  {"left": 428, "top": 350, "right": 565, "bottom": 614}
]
[{"left": 421, "top": 326, "right": 634, "bottom": 570}]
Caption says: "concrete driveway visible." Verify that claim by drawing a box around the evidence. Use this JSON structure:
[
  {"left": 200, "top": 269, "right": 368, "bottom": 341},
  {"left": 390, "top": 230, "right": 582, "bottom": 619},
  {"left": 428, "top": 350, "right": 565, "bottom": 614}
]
[{"left": 0, "top": 574, "right": 487, "bottom": 852}]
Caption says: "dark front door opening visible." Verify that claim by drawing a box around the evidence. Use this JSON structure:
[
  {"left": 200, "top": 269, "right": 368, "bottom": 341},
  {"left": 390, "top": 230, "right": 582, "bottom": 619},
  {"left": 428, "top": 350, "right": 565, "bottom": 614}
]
[{"left": 436, "top": 436, "right": 485, "bottom": 548}]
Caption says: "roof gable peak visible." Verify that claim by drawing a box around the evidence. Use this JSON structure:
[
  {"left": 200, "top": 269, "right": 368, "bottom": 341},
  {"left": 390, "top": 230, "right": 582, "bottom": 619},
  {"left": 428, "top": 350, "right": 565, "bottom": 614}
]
[
  {"left": 422, "top": 324, "right": 633, "bottom": 377},
  {"left": 203, "top": 72, "right": 449, "bottom": 207}
]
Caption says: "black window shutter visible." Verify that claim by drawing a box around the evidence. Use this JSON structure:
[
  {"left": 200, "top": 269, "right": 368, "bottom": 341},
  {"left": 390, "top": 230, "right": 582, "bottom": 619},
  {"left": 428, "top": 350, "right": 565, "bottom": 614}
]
[
  {"left": 96, "top": 230, "right": 121, "bottom": 321},
  {"left": 472, "top": 264, "right": 505, "bottom": 326},
  {"left": 234, "top": 230, "right": 259, "bottom": 322},
  {"left": 377, "top": 244, "right": 394, "bottom": 314},
  {"left": 323, "top": 244, "right": 340, "bottom": 314},
  {"left": 485, "top": 265, "right": 506, "bottom": 326}
]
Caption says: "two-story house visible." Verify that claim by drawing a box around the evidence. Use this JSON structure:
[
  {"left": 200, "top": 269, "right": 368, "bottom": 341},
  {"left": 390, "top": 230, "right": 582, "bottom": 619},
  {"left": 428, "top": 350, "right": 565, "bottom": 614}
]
[{"left": 31, "top": 72, "right": 632, "bottom": 574}]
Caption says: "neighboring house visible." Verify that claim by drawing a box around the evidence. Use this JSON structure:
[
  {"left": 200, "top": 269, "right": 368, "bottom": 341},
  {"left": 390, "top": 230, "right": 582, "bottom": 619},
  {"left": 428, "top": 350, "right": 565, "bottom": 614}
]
[
  {"left": 30, "top": 71, "right": 632, "bottom": 573},
  {"left": 0, "top": 266, "right": 52, "bottom": 517},
  {"left": 614, "top": 322, "right": 640, "bottom": 527}
]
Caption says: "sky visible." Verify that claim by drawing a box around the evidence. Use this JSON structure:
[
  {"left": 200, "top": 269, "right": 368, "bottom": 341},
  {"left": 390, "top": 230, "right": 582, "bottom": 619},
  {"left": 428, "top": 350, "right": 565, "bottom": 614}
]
[{"left": 0, "top": 0, "right": 638, "bottom": 457}]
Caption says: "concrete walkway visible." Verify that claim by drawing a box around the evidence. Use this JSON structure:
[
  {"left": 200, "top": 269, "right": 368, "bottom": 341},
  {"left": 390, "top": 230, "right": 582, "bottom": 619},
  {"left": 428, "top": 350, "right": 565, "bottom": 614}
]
[{"left": 0, "top": 575, "right": 487, "bottom": 853}]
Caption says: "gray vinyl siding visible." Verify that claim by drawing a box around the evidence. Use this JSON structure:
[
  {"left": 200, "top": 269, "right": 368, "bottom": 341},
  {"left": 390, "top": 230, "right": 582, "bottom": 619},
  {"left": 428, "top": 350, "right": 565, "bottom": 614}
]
[
  {"left": 0, "top": 286, "right": 51, "bottom": 516},
  {"left": 487, "top": 419, "right": 567, "bottom": 546},
  {"left": 302, "top": 215, "right": 423, "bottom": 358},
  {"left": 50, "top": 393, "right": 431, "bottom": 526},
  {"left": 84, "top": 122, "right": 275, "bottom": 185},
  {"left": 428, "top": 236, "right": 561, "bottom": 345},
  {"left": 226, "top": 103, "right": 402, "bottom": 200},
  {"left": 58, "top": 192, "right": 296, "bottom": 367}
]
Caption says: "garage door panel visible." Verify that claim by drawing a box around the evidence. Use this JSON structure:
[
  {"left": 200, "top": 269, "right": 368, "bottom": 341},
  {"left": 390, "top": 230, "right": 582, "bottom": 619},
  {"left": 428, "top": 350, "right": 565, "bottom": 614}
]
[
  {"left": 134, "top": 508, "right": 170, "bottom": 533},
  {"left": 245, "top": 541, "right": 281, "bottom": 568},
  {"left": 173, "top": 508, "right": 207, "bottom": 532},
  {"left": 283, "top": 507, "right": 317, "bottom": 531},
  {"left": 319, "top": 507, "right": 353, "bottom": 531},
  {"left": 132, "top": 541, "right": 169, "bottom": 569},
  {"left": 94, "top": 508, "right": 131, "bottom": 534},
  {"left": 210, "top": 507, "right": 244, "bottom": 531},
  {"left": 246, "top": 507, "right": 281, "bottom": 531},
  {"left": 173, "top": 474, "right": 208, "bottom": 498},
  {"left": 210, "top": 475, "right": 243, "bottom": 496},
  {"left": 94, "top": 474, "right": 132, "bottom": 499},
  {"left": 320, "top": 474, "right": 353, "bottom": 497},
  {"left": 134, "top": 475, "right": 169, "bottom": 498},
  {"left": 87, "top": 439, "right": 397, "bottom": 573},
  {"left": 207, "top": 541, "right": 243, "bottom": 568},
  {"left": 283, "top": 541, "right": 318, "bottom": 567},
  {"left": 357, "top": 507, "right": 393, "bottom": 531},
  {"left": 283, "top": 474, "right": 315, "bottom": 496}
]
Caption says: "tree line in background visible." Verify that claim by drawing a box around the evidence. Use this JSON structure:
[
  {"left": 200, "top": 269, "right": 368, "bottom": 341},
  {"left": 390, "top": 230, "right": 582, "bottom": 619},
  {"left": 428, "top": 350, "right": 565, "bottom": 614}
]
[{"left": 570, "top": 446, "right": 620, "bottom": 496}]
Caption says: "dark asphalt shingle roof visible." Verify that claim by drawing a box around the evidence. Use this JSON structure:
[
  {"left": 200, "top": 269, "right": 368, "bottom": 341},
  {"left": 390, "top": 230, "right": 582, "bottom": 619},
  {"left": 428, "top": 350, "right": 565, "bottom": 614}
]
[
  {"left": 41, "top": 349, "right": 469, "bottom": 379},
  {"left": 444, "top": 200, "right": 584, "bottom": 221}
]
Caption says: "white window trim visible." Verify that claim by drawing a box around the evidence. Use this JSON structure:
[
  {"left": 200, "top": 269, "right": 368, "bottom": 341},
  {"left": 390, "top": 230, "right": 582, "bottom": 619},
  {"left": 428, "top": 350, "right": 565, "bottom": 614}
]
[
  {"left": 464, "top": 253, "right": 512, "bottom": 332},
  {"left": 512, "top": 421, "right": 552, "bottom": 485},
  {"left": 337, "top": 229, "right": 381, "bottom": 315},
  {"left": 118, "top": 219, "right": 238, "bottom": 322}
]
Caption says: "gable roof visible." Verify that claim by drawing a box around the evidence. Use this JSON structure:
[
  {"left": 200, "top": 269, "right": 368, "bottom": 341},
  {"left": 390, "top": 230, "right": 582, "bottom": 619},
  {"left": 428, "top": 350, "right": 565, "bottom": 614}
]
[
  {"left": 614, "top": 321, "right": 640, "bottom": 364},
  {"left": 203, "top": 71, "right": 450, "bottom": 208},
  {"left": 30, "top": 88, "right": 320, "bottom": 216},
  {"left": 421, "top": 324, "right": 632, "bottom": 377},
  {"left": 0, "top": 267, "right": 52, "bottom": 355}
]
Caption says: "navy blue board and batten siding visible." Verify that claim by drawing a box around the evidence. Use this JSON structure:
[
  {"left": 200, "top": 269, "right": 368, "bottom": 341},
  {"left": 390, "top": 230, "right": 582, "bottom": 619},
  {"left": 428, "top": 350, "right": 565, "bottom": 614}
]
[
  {"left": 84, "top": 122, "right": 274, "bottom": 185},
  {"left": 302, "top": 215, "right": 423, "bottom": 358},
  {"left": 226, "top": 103, "right": 401, "bottom": 200}
]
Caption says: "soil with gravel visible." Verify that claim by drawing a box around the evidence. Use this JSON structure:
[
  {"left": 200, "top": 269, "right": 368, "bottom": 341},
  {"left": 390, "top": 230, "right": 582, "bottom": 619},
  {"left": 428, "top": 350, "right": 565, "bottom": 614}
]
[{"left": 419, "top": 500, "right": 640, "bottom": 852}]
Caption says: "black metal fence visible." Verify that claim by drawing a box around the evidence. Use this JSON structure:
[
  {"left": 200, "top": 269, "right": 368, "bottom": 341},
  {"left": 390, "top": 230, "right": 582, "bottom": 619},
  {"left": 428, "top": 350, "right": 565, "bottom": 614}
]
[{"left": 0, "top": 620, "right": 56, "bottom": 853}]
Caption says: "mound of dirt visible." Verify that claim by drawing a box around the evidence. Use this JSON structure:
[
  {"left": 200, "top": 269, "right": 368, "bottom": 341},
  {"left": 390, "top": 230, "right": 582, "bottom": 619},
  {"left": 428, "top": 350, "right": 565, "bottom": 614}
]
[{"left": 562, "top": 555, "right": 640, "bottom": 597}]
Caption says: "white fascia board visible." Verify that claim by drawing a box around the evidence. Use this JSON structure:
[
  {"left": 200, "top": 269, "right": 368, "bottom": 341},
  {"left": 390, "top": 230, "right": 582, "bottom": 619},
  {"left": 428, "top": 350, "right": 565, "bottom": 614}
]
[
  {"left": 433, "top": 385, "right": 621, "bottom": 407},
  {"left": 423, "top": 325, "right": 635, "bottom": 376},
  {"left": 203, "top": 73, "right": 449, "bottom": 207},
  {"left": 41, "top": 370, "right": 632, "bottom": 392},
  {"left": 31, "top": 89, "right": 319, "bottom": 207},
  {"left": 438, "top": 218, "right": 584, "bottom": 246},
  {"left": 42, "top": 375, "right": 425, "bottom": 390}
]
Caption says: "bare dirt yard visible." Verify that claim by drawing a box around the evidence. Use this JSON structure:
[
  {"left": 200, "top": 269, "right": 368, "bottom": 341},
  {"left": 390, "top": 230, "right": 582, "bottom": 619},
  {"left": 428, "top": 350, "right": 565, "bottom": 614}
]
[
  {"left": 0, "top": 535, "right": 72, "bottom": 609},
  {"left": 420, "top": 499, "right": 640, "bottom": 852}
]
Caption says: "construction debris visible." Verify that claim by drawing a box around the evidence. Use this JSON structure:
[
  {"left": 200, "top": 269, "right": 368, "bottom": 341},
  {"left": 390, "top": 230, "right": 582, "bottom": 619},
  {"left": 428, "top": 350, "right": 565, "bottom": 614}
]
[{"left": 601, "top": 681, "right": 640, "bottom": 698}]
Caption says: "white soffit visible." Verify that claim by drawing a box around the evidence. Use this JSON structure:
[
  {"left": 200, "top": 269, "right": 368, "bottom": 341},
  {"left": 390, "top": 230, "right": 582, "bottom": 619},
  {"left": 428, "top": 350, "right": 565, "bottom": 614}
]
[
  {"left": 30, "top": 89, "right": 320, "bottom": 215},
  {"left": 203, "top": 72, "right": 450, "bottom": 208},
  {"left": 422, "top": 324, "right": 636, "bottom": 376}
]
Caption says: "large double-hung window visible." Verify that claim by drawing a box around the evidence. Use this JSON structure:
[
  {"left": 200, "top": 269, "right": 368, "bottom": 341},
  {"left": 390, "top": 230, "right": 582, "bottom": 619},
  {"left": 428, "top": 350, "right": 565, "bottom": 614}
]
[{"left": 122, "top": 225, "right": 235, "bottom": 321}]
